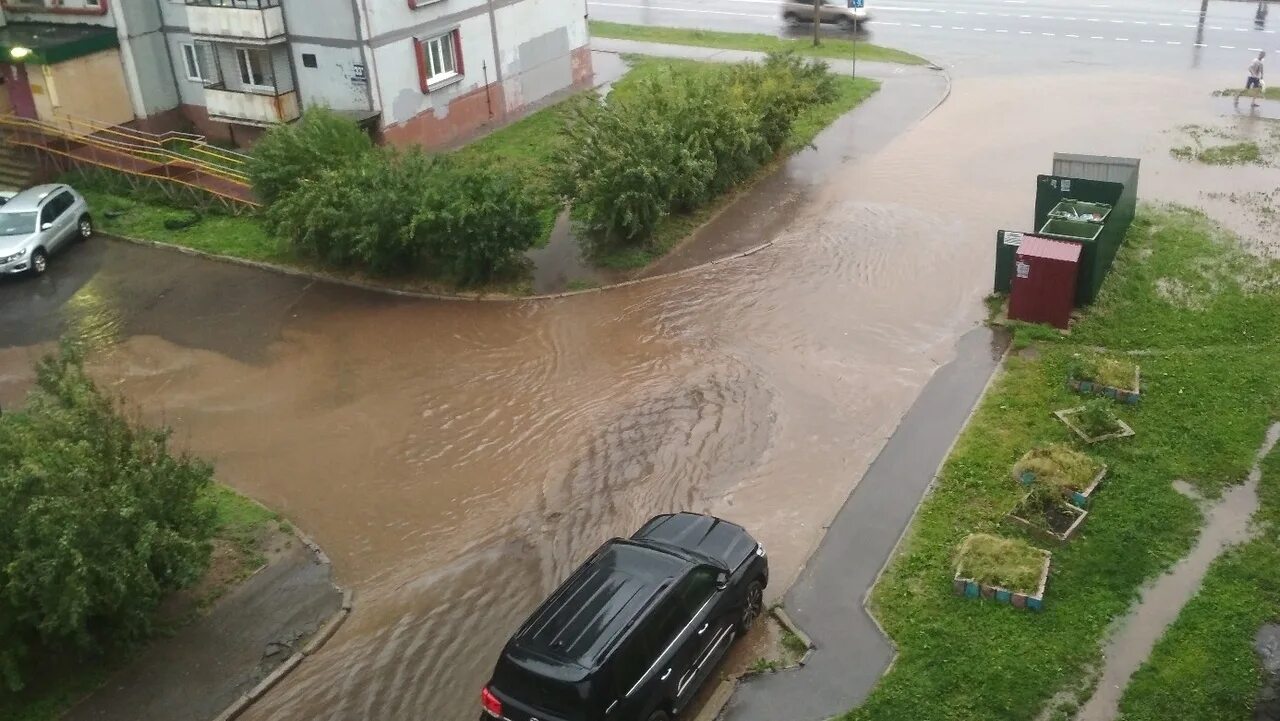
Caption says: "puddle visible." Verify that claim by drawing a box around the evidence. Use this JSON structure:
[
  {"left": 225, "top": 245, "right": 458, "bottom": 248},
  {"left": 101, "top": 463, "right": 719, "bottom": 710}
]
[{"left": 1073, "top": 422, "right": 1280, "bottom": 721}]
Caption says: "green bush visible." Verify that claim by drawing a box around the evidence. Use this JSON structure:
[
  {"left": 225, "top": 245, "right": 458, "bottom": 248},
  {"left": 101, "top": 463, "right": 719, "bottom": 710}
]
[
  {"left": 0, "top": 343, "right": 216, "bottom": 691},
  {"left": 247, "top": 108, "right": 373, "bottom": 205},
  {"left": 413, "top": 164, "right": 542, "bottom": 284},
  {"left": 558, "top": 52, "right": 837, "bottom": 246}
]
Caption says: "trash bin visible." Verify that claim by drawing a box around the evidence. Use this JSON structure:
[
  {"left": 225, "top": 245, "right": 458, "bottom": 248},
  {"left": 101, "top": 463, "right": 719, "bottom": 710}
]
[
  {"left": 1047, "top": 199, "right": 1111, "bottom": 224},
  {"left": 1038, "top": 218, "right": 1103, "bottom": 242},
  {"left": 1008, "top": 235, "right": 1083, "bottom": 330},
  {"left": 993, "top": 230, "right": 1026, "bottom": 293}
]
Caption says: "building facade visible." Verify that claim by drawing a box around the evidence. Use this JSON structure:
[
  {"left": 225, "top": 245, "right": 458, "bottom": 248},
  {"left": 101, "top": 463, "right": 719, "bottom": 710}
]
[{"left": 0, "top": 0, "right": 592, "bottom": 149}]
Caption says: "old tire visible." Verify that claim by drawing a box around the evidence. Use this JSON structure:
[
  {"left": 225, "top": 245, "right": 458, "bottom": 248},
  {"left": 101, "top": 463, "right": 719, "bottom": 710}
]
[{"left": 738, "top": 578, "right": 764, "bottom": 633}]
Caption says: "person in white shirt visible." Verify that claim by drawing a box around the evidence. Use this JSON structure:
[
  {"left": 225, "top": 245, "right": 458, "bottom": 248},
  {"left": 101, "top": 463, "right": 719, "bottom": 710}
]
[{"left": 1237, "top": 51, "right": 1266, "bottom": 108}]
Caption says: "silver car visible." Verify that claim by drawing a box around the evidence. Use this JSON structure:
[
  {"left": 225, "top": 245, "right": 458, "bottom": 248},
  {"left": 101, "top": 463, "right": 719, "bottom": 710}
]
[
  {"left": 0, "top": 184, "right": 93, "bottom": 277},
  {"left": 781, "top": 0, "right": 870, "bottom": 29}
]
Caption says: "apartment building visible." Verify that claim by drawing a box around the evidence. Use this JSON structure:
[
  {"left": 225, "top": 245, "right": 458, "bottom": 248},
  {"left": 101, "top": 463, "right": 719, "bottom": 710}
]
[{"left": 0, "top": 0, "right": 593, "bottom": 148}]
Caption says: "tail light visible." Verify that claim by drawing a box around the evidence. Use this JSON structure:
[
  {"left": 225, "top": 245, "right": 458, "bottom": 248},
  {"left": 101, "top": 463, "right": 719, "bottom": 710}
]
[{"left": 481, "top": 686, "right": 502, "bottom": 718}]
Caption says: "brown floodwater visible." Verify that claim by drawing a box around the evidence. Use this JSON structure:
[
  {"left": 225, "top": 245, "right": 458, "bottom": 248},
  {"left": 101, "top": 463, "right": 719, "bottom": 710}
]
[{"left": 0, "top": 70, "right": 1274, "bottom": 721}]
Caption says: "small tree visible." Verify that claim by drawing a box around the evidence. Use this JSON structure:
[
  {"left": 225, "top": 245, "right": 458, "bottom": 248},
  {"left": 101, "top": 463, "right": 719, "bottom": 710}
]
[
  {"left": 248, "top": 108, "right": 373, "bottom": 205},
  {"left": 0, "top": 343, "right": 216, "bottom": 690}
]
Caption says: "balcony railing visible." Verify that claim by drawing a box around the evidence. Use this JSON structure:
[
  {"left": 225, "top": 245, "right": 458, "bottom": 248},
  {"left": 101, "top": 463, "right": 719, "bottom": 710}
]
[
  {"left": 204, "top": 84, "right": 299, "bottom": 126},
  {"left": 185, "top": 0, "right": 286, "bottom": 42}
]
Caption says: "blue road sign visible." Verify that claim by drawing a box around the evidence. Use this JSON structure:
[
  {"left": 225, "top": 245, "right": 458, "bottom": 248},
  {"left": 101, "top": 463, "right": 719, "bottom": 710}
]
[{"left": 849, "top": 0, "right": 864, "bottom": 8}]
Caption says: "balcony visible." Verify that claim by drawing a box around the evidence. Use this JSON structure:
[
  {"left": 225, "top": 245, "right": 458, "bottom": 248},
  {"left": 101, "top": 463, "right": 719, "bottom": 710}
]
[
  {"left": 205, "top": 84, "right": 299, "bottom": 126},
  {"left": 185, "top": 0, "right": 286, "bottom": 44}
]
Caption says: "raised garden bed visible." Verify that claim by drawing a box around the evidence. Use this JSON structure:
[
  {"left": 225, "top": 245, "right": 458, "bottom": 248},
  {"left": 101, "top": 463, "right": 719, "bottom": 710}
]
[
  {"left": 1055, "top": 405, "right": 1135, "bottom": 444},
  {"left": 1013, "top": 443, "right": 1108, "bottom": 507},
  {"left": 1005, "top": 487, "right": 1089, "bottom": 544},
  {"left": 952, "top": 533, "right": 1052, "bottom": 611},
  {"left": 1067, "top": 354, "right": 1141, "bottom": 404}
]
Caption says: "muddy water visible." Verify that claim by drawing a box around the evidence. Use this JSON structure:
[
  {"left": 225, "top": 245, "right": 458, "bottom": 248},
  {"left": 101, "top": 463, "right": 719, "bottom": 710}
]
[{"left": 1, "top": 70, "right": 1275, "bottom": 721}]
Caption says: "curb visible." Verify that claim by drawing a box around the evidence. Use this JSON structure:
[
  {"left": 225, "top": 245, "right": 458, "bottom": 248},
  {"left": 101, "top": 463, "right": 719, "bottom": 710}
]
[
  {"left": 206, "top": 502, "right": 353, "bottom": 721},
  {"left": 106, "top": 231, "right": 776, "bottom": 304},
  {"left": 691, "top": 607, "right": 818, "bottom": 721}
]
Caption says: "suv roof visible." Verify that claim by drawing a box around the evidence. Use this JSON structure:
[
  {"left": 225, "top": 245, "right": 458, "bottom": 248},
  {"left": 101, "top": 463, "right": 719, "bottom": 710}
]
[
  {"left": 0, "top": 185, "right": 66, "bottom": 213},
  {"left": 507, "top": 540, "right": 693, "bottom": 675}
]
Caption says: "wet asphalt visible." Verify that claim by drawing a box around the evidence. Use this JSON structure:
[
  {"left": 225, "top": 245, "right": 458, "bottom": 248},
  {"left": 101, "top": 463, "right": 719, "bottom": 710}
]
[{"left": 722, "top": 327, "right": 1009, "bottom": 721}]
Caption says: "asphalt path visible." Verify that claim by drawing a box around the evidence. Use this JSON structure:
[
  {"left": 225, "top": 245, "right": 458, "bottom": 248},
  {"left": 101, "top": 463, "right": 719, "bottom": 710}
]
[{"left": 589, "top": 0, "right": 1279, "bottom": 75}]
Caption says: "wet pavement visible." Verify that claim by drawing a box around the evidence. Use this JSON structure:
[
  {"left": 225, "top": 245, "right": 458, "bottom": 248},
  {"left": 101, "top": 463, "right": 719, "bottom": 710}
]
[
  {"left": 723, "top": 326, "right": 1008, "bottom": 721},
  {"left": 2, "top": 13, "right": 1280, "bottom": 721},
  {"left": 1074, "top": 423, "right": 1280, "bottom": 721},
  {"left": 63, "top": 535, "right": 341, "bottom": 721}
]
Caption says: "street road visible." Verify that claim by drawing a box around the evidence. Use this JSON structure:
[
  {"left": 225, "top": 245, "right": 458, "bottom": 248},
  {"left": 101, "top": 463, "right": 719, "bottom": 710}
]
[{"left": 589, "top": 0, "right": 1279, "bottom": 74}]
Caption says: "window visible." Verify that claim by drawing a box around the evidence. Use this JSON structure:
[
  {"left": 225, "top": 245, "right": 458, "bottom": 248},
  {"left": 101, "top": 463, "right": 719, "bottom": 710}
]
[
  {"left": 181, "top": 43, "right": 206, "bottom": 82},
  {"left": 673, "top": 567, "right": 718, "bottom": 617},
  {"left": 236, "top": 47, "right": 271, "bottom": 89},
  {"left": 86, "top": 0, "right": 100, "bottom": 6},
  {"left": 416, "top": 29, "right": 463, "bottom": 90},
  {"left": 301, "top": 53, "right": 317, "bottom": 69}
]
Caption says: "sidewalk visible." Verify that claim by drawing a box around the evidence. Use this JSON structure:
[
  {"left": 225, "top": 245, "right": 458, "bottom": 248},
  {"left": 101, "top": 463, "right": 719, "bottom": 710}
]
[
  {"left": 722, "top": 327, "right": 1008, "bottom": 721},
  {"left": 590, "top": 37, "right": 942, "bottom": 81}
]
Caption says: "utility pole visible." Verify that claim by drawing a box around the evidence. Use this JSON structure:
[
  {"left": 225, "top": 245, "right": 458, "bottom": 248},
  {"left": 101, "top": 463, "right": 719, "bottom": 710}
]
[
  {"left": 852, "top": 14, "right": 857, "bottom": 79},
  {"left": 813, "top": 0, "right": 821, "bottom": 46}
]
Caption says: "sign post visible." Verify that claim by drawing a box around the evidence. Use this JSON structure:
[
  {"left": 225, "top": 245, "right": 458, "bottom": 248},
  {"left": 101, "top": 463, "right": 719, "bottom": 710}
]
[{"left": 849, "top": 0, "right": 864, "bottom": 78}]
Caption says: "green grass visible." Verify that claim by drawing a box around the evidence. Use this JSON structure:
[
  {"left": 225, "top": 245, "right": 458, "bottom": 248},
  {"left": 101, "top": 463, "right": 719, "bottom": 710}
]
[
  {"left": 593, "top": 57, "right": 878, "bottom": 270},
  {"left": 1192, "top": 142, "right": 1263, "bottom": 166},
  {"left": 956, "top": 533, "right": 1048, "bottom": 593},
  {"left": 0, "top": 483, "right": 281, "bottom": 721},
  {"left": 1214, "top": 86, "right": 1280, "bottom": 102},
  {"left": 590, "top": 20, "right": 930, "bottom": 66},
  {"left": 1013, "top": 444, "right": 1102, "bottom": 492},
  {"left": 845, "top": 206, "right": 1280, "bottom": 721},
  {"left": 83, "top": 189, "right": 285, "bottom": 263}
]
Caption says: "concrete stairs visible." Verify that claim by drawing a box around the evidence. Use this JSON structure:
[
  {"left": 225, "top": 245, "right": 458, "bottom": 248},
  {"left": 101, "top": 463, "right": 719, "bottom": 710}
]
[{"left": 0, "top": 137, "right": 35, "bottom": 192}]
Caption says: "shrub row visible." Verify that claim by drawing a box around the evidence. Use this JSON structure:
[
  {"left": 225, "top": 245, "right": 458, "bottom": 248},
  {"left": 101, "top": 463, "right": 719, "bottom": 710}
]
[
  {"left": 557, "top": 52, "right": 838, "bottom": 246},
  {"left": 248, "top": 109, "right": 540, "bottom": 284}
]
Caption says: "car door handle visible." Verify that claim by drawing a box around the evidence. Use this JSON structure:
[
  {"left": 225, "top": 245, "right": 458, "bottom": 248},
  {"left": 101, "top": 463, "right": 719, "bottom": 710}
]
[
  {"left": 660, "top": 668, "right": 671, "bottom": 681},
  {"left": 697, "top": 623, "right": 709, "bottom": 635}
]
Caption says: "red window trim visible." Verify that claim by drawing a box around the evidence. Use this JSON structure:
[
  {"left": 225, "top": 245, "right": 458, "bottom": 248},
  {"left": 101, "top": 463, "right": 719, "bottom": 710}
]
[
  {"left": 0, "top": 0, "right": 109, "bottom": 16},
  {"left": 413, "top": 29, "right": 464, "bottom": 94}
]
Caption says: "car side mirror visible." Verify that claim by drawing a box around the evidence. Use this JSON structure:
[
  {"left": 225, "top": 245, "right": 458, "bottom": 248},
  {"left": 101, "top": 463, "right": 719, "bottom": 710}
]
[
  {"left": 715, "top": 572, "right": 729, "bottom": 590},
  {"left": 41, "top": 222, "right": 51, "bottom": 231}
]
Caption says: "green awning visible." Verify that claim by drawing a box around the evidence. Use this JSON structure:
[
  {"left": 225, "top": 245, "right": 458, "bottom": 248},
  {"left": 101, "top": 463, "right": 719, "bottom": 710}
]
[{"left": 0, "top": 22, "right": 118, "bottom": 65}]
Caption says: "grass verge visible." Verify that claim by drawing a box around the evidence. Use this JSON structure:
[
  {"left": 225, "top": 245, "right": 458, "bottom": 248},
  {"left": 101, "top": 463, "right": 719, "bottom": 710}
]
[
  {"left": 594, "top": 56, "right": 879, "bottom": 270},
  {"left": 846, "top": 206, "right": 1280, "bottom": 720},
  {"left": 589, "top": 20, "right": 929, "bottom": 66},
  {"left": 1213, "top": 86, "right": 1280, "bottom": 102},
  {"left": 0, "top": 484, "right": 282, "bottom": 721}
]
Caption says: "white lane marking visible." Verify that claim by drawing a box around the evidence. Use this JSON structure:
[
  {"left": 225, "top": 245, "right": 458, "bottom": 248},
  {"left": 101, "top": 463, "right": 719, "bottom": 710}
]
[
  {"left": 1249, "top": 46, "right": 1264, "bottom": 51},
  {"left": 1087, "top": 18, "right": 1101, "bottom": 22},
  {"left": 974, "top": 26, "right": 986, "bottom": 31},
  {"left": 930, "top": 24, "right": 943, "bottom": 28},
  {"left": 1195, "top": 42, "right": 1208, "bottom": 47},
  {"left": 1090, "top": 35, "right": 1104, "bottom": 39},
  {"left": 1019, "top": 29, "right": 1032, "bottom": 34},
  {"left": 1110, "top": 19, "right": 1124, "bottom": 23},
  {"left": 1042, "top": 31, "right": 1055, "bottom": 36},
  {"left": 1019, "top": 14, "right": 1032, "bottom": 18},
  {"left": 1140, "top": 39, "right": 1155, "bottom": 43},
  {"left": 1236, "top": 28, "right": 1249, "bottom": 32},
  {"left": 1183, "top": 24, "right": 1197, "bottom": 28},
  {"left": 1166, "top": 40, "right": 1181, "bottom": 45},
  {"left": 1065, "top": 33, "right": 1079, "bottom": 38},
  {"left": 976, "top": 11, "right": 988, "bottom": 16},
  {"left": 1062, "top": 16, "right": 1077, "bottom": 20},
  {"left": 1089, "top": 3, "right": 1110, "bottom": 7},
  {"left": 1040, "top": 15, "right": 1055, "bottom": 19},
  {"left": 910, "top": 22, "right": 922, "bottom": 26},
  {"left": 951, "top": 25, "right": 965, "bottom": 29},
  {"left": 1004, "top": 0, "right": 1027, "bottom": 4},
  {"left": 1210, "top": 26, "right": 1223, "bottom": 30},
  {"left": 1115, "top": 36, "right": 1129, "bottom": 40},
  {"left": 1132, "top": 20, "right": 1147, "bottom": 25},
  {"left": 953, "top": 10, "right": 967, "bottom": 14},
  {"left": 995, "top": 28, "right": 1008, "bottom": 32},
  {"left": 1220, "top": 44, "right": 1236, "bottom": 49}
]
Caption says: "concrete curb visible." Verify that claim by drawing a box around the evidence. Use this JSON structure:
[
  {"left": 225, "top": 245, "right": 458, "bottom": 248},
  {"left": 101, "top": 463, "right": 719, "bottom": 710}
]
[
  {"left": 691, "top": 608, "right": 818, "bottom": 721},
  {"left": 107, "top": 231, "right": 776, "bottom": 304},
  {"left": 206, "top": 502, "right": 353, "bottom": 721}
]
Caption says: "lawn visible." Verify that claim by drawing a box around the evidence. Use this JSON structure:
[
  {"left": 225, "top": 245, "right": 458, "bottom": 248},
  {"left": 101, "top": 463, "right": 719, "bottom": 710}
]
[
  {"left": 594, "top": 56, "right": 879, "bottom": 270},
  {"left": 590, "top": 20, "right": 929, "bottom": 66},
  {"left": 845, "top": 206, "right": 1280, "bottom": 721},
  {"left": 0, "top": 485, "right": 282, "bottom": 721}
]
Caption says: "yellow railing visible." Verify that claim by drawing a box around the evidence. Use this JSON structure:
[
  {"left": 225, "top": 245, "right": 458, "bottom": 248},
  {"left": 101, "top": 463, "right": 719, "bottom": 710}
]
[{"left": 0, "top": 113, "right": 257, "bottom": 206}]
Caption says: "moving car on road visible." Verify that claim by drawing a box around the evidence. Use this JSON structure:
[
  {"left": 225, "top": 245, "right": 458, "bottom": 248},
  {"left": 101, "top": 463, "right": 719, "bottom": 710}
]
[
  {"left": 480, "top": 512, "right": 769, "bottom": 721},
  {"left": 781, "top": 0, "right": 869, "bottom": 30},
  {"left": 0, "top": 184, "right": 93, "bottom": 277}
]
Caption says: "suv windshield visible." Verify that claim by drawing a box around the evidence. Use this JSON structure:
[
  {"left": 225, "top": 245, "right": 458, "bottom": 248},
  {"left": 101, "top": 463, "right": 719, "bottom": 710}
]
[{"left": 0, "top": 211, "right": 36, "bottom": 236}]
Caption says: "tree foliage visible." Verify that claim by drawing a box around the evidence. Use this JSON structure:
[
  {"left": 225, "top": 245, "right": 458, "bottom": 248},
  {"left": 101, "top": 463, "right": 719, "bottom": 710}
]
[
  {"left": 0, "top": 344, "right": 216, "bottom": 691},
  {"left": 247, "top": 107, "right": 374, "bottom": 205},
  {"left": 557, "top": 52, "right": 838, "bottom": 247}
]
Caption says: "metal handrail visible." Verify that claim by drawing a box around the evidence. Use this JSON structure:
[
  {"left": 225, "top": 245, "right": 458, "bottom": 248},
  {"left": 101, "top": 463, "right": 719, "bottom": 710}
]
[
  {"left": 17, "top": 112, "right": 253, "bottom": 175},
  {"left": 0, "top": 113, "right": 252, "bottom": 187}
]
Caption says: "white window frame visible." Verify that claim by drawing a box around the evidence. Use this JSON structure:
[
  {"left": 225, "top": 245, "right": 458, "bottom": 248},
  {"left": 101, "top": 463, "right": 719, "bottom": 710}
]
[
  {"left": 422, "top": 31, "right": 459, "bottom": 85},
  {"left": 236, "top": 47, "right": 272, "bottom": 91},
  {"left": 180, "top": 43, "right": 206, "bottom": 82}
]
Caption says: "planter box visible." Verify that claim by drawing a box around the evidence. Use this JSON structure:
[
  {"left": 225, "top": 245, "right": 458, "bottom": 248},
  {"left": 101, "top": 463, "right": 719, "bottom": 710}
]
[
  {"left": 1068, "top": 366, "right": 1141, "bottom": 404},
  {"left": 1055, "top": 407, "right": 1135, "bottom": 444},
  {"left": 953, "top": 546, "right": 1052, "bottom": 612},
  {"left": 1015, "top": 463, "right": 1108, "bottom": 507},
  {"left": 1006, "top": 492, "right": 1089, "bottom": 544}
]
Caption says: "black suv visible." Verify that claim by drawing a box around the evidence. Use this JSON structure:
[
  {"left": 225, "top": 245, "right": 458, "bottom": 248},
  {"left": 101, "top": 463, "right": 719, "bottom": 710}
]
[{"left": 480, "top": 512, "right": 769, "bottom": 721}]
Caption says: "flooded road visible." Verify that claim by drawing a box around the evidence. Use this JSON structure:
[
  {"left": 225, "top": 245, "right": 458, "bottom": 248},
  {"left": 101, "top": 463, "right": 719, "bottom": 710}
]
[{"left": 2, "top": 44, "right": 1278, "bottom": 721}]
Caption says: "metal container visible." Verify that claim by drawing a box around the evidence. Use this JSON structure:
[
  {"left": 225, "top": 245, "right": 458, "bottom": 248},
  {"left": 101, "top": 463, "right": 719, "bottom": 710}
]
[{"left": 1008, "top": 235, "right": 1083, "bottom": 330}]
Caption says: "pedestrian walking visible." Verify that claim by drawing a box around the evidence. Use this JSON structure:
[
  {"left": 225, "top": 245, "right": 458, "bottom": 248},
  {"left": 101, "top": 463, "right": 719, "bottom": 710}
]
[{"left": 1237, "top": 51, "right": 1266, "bottom": 108}]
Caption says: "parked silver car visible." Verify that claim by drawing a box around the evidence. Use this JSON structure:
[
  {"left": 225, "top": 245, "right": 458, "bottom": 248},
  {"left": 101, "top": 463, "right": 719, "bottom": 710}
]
[{"left": 0, "top": 184, "right": 93, "bottom": 277}]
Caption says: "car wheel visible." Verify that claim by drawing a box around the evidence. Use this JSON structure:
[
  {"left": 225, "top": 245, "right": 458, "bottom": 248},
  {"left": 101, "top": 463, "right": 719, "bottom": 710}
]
[
  {"left": 77, "top": 214, "right": 93, "bottom": 240},
  {"left": 738, "top": 578, "right": 764, "bottom": 632},
  {"left": 647, "top": 711, "right": 670, "bottom": 721},
  {"left": 782, "top": 11, "right": 800, "bottom": 24},
  {"left": 30, "top": 248, "right": 48, "bottom": 276}
]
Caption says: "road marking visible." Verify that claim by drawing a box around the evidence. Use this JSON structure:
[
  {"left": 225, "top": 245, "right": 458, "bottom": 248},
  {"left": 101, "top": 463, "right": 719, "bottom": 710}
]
[
  {"left": 1220, "top": 45, "right": 1236, "bottom": 49},
  {"left": 1087, "top": 18, "right": 1101, "bottom": 22},
  {"left": 1062, "top": 16, "right": 1077, "bottom": 21},
  {"left": 1167, "top": 40, "right": 1181, "bottom": 45},
  {"left": 1159, "top": 22, "right": 1172, "bottom": 27},
  {"left": 1019, "top": 14, "right": 1031, "bottom": 18},
  {"left": 1090, "top": 35, "right": 1104, "bottom": 39},
  {"left": 1040, "top": 15, "right": 1055, "bottom": 19},
  {"left": 909, "top": 22, "right": 921, "bottom": 26},
  {"left": 930, "top": 24, "right": 943, "bottom": 28},
  {"left": 1210, "top": 26, "right": 1223, "bottom": 30},
  {"left": 976, "top": 11, "right": 988, "bottom": 16},
  {"left": 1140, "top": 39, "right": 1155, "bottom": 43},
  {"left": 1249, "top": 47, "right": 1264, "bottom": 51},
  {"left": 1042, "top": 31, "right": 1055, "bottom": 36},
  {"left": 995, "top": 28, "right": 1008, "bottom": 32},
  {"left": 1195, "top": 43, "right": 1208, "bottom": 47},
  {"left": 953, "top": 10, "right": 967, "bottom": 14},
  {"left": 877, "top": 20, "right": 902, "bottom": 25},
  {"left": 1115, "top": 37, "right": 1129, "bottom": 41},
  {"left": 1089, "top": 3, "right": 1110, "bottom": 7},
  {"left": 1110, "top": 19, "right": 1124, "bottom": 23},
  {"left": 1065, "top": 33, "right": 1079, "bottom": 38},
  {"left": 974, "top": 26, "right": 986, "bottom": 31},
  {"left": 1004, "top": 0, "right": 1026, "bottom": 4},
  {"left": 1132, "top": 20, "right": 1147, "bottom": 25},
  {"left": 952, "top": 25, "right": 965, "bottom": 30}
]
